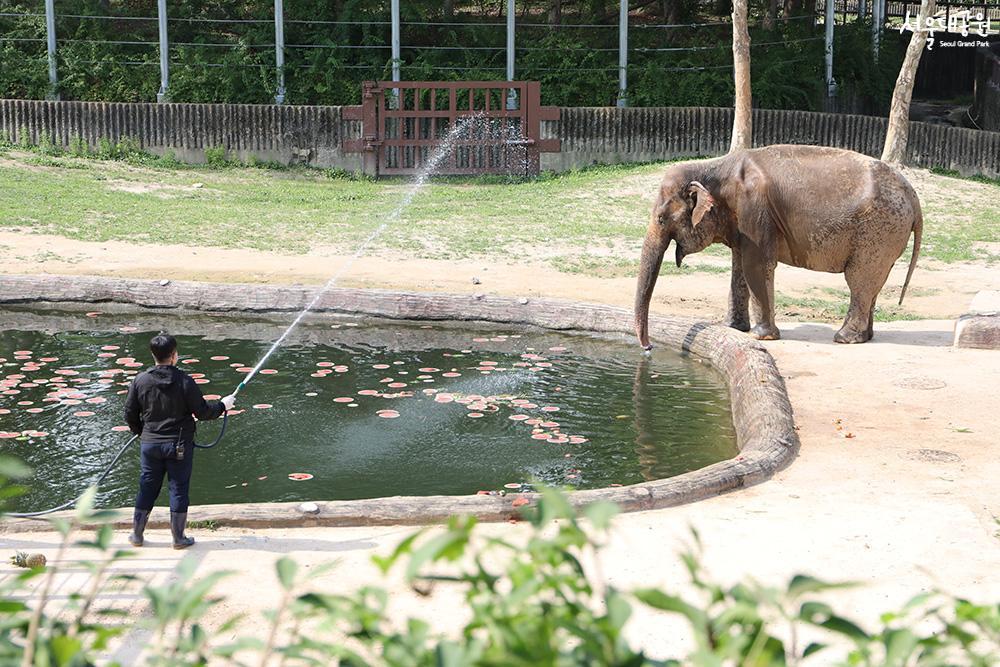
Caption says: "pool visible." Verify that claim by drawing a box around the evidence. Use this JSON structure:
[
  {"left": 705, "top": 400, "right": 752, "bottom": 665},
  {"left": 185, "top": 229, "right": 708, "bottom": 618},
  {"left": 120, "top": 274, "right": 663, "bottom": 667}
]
[{"left": 0, "top": 306, "right": 736, "bottom": 513}]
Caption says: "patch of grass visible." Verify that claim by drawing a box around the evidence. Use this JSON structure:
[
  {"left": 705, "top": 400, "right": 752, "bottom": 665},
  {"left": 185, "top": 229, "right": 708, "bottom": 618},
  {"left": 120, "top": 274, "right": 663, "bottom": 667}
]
[
  {"left": 0, "top": 154, "right": 670, "bottom": 256},
  {"left": 550, "top": 254, "right": 729, "bottom": 279},
  {"left": 929, "top": 166, "right": 1000, "bottom": 188},
  {"left": 775, "top": 293, "right": 922, "bottom": 322},
  {"left": 2, "top": 149, "right": 998, "bottom": 271},
  {"left": 187, "top": 519, "right": 219, "bottom": 531},
  {"left": 22, "top": 155, "right": 91, "bottom": 170},
  {"left": 921, "top": 169, "right": 1000, "bottom": 263}
]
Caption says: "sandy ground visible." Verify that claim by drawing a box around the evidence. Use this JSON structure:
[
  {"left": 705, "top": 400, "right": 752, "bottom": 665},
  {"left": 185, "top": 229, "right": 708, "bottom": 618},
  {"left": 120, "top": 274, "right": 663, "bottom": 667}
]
[
  {"left": 3, "top": 319, "right": 999, "bottom": 661},
  {"left": 1, "top": 230, "right": 997, "bottom": 322}
]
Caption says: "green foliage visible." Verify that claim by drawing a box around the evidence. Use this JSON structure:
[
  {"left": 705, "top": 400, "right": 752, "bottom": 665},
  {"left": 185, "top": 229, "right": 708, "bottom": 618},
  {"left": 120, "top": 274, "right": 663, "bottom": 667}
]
[
  {"left": 2, "top": 479, "right": 1000, "bottom": 665},
  {"left": 203, "top": 145, "right": 230, "bottom": 169},
  {"left": 68, "top": 134, "right": 87, "bottom": 157},
  {"left": 831, "top": 22, "right": 906, "bottom": 114},
  {"left": 36, "top": 131, "right": 60, "bottom": 156},
  {"left": 0, "top": 1, "right": 894, "bottom": 111}
]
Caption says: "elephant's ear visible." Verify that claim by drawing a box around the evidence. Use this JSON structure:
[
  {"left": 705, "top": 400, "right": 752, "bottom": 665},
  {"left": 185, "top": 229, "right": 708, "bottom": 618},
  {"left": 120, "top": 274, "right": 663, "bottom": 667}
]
[{"left": 687, "top": 181, "right": 715, "bottom": 228}]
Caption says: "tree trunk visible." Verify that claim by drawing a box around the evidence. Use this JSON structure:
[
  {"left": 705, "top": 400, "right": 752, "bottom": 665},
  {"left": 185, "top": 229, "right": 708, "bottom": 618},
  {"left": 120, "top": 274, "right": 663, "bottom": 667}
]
[
  {"left": 662, "top": 0, "right": 680, "bottom": 23},
  {"left": 763, "top": 0, "right": 779, "bottom": 30},
  {"left": 881, "top": 0, "right": 936, "bottom": 164},
  {"left": 730, "top": 0, "right": 752, "bottom": 152},
  {"left": 443, "top": 0, "right": 454, "bottom": 20},
  {"left": 549, "top": 0, "right": 562, "bottom": 25},
  {"left": 783, "top": 0, "right": 802, "bottom": 16}
]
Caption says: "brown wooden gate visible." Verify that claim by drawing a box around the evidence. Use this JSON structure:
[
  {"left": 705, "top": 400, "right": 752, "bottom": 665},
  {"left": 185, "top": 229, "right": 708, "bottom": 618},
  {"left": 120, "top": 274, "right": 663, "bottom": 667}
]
[{"left": 343, "top": 81, "right": 559, "bottom": 177}]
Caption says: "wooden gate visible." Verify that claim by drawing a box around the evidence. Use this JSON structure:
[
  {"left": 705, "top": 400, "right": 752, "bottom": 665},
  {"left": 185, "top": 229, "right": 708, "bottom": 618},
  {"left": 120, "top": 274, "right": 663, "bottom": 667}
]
[{"left": 343, "top": 81, "right": 559, "bottom": 177}]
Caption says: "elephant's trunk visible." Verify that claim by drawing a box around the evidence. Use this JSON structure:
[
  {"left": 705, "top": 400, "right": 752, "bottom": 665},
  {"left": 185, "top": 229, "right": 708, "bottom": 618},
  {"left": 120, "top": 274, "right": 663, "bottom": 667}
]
[{"left": 634, "top": 233, "right": 669, "bottom": 350}]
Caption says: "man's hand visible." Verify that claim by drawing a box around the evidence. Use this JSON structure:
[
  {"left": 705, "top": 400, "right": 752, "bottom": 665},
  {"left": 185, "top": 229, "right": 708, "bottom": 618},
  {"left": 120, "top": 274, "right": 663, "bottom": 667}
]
[{"left": 221, "top": 394, "right": 237, "bottom": 411}]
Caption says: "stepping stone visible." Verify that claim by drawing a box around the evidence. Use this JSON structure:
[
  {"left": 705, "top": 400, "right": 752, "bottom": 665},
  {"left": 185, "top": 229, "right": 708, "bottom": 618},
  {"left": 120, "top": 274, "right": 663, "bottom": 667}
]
[{"left": 954, "top": 291, "right": 1000, "bottom": 350}]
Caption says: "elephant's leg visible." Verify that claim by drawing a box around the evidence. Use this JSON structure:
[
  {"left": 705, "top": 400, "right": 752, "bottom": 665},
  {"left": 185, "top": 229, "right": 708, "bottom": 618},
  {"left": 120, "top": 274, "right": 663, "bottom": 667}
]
[
  {"left": 740, "top": 242, "right": 780, "bottom": 340},
  {"left": 836, "top": 260, "right": 891, "bottom": 344},
  {"left": 725, "top": 247, "right": 751, "bottom": 332}
]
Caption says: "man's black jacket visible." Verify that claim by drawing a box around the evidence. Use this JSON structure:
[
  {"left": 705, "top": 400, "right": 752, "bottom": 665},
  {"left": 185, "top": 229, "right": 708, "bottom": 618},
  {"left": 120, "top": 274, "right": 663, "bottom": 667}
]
[{"left": 124, "top": 365, "right": 225, "bottom": 443}]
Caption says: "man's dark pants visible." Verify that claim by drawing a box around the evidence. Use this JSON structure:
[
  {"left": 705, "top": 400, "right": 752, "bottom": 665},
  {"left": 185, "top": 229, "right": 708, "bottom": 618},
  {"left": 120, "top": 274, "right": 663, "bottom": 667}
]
[{"left": 136, "top": 441, "right": 194, "bottom": 513}]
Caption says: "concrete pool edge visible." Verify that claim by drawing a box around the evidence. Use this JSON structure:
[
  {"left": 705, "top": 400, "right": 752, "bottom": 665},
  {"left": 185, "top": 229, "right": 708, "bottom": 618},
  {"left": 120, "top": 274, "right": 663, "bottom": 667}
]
[{"left": 0, "top": 273, "right": 799, "bottom": 530}]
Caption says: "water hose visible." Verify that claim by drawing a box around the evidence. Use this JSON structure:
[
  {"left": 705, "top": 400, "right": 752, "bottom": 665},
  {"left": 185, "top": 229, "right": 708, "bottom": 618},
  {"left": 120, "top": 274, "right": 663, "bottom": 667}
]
[{"left": 6, "top": 413, "right": 228, "bottom": 518}]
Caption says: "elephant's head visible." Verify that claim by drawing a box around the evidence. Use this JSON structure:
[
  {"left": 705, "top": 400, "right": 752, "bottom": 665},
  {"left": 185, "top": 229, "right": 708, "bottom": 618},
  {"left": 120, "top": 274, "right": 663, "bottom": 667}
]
[{"left": 634, "top": 172, "right": 727, "bottom": 350}]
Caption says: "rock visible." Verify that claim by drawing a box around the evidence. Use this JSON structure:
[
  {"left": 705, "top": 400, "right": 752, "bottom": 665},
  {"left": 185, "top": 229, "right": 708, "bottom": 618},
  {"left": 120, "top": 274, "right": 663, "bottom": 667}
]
[
  {"left": 298, "top": 502, "right": 320, "bottom": 514},
  {"left": 192, "top": 182, "right": 204, "bottom": 188},
  {"left": 471, "top": 277, "right": 481, "bottom": 285},
  {"left": 518, "top": 297, "right": 529, "bottom": 305},
  {"left": 159, "top": 279, "right": 170, "bottom": 287},
  {"left": 954, "top": 290, "right": 1000, "bottom": 349}
]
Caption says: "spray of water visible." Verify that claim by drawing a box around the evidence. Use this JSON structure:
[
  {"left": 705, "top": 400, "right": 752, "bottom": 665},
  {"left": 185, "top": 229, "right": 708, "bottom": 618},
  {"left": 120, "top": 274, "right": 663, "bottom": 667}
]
[{"left": 234, "top": 114, "right": 487, "bottom": 395}]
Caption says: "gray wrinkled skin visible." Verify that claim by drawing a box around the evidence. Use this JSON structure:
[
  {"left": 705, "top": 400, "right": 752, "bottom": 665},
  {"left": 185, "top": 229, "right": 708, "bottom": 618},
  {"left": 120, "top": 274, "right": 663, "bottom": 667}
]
[{"left": 634, "top": 145, "right": 923, "bottom": 347}]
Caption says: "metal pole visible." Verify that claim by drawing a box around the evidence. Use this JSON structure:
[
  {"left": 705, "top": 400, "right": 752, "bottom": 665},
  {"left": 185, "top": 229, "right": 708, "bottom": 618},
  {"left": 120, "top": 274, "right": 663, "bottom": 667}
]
[
  {"left": 391, "top": 0, "right": 400, "bottom": 108},
  {"left": 391, "top": 0, "right": 400, "bottom": 83},
  {"left": 506, "top": 0, "right": 515, "bottom": 81},
  {"left": 617, "top": 0, "right": 627, "bottom": 108},
  {"left": 156, "top": 0, "right": 169, "bottom": 103},
  {"left": 825, "top": 0, "right": 837, "bottom": 97},
  {"left": 274, "top": 0, "right": 286, "bottom": 104},
  {"left": 872, "top": 0, "right": 882, "bottom": 59},
  {"left": 506, "top": 0, "right": 517, "bottom": 109},
  {"left": 44, "top": 0, "right": 57, "bottom": 99}
]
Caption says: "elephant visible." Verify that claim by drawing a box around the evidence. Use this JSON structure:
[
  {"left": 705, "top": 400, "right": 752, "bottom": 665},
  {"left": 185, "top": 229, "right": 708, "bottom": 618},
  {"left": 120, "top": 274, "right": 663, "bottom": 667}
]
[{"left": 634, "top": 144, "right": 922, "bottom": 348}]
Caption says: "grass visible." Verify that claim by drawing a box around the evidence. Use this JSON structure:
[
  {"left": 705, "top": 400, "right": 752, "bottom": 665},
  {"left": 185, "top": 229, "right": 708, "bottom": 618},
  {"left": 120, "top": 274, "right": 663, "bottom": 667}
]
[
  {"left": 1, "top": 147, "right": 997, "bottom": 271},
  {"left": 550, "top": 254, "right": 730, "bottom": 279},
  {"left": 922, "top": 168, "right": 1000, "bottom": 263},
  {"left": 775, "top": 291, "right": 923, "bottom": 323},
  {"left": 0, "top": 149, "right": 663, "bottom": 260}
]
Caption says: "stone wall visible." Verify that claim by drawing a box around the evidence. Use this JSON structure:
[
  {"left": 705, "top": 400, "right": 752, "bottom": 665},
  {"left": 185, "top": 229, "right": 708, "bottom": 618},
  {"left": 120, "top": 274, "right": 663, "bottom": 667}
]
[
  {"left": 3, "top": 98, "right": 999, "bottom": 177},
  {"left": 0, "top": 275, "right": 798, "bottom": 528}
]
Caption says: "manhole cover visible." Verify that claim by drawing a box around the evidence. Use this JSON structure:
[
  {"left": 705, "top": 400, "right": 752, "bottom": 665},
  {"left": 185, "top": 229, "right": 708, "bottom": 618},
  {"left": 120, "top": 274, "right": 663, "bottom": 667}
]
[
  {"left": 894, "top": 376, "right": 947, "bottom": 390},
  {"left": 904, "top": 449, "right": 961, "bottom": 463}
]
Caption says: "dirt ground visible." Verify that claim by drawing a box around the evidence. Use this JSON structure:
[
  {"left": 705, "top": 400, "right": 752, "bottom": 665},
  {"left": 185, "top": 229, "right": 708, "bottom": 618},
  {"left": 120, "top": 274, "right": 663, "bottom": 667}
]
[
  {"left": 2, "top": 163, "right": 999, "bottom": 661},
  {"left": 1, "top": 228, "right": 997, "bottom": 322}
]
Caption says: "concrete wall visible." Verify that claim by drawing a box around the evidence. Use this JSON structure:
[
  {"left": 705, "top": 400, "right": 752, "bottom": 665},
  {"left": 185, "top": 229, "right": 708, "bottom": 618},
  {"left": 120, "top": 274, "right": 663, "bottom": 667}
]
[
  {"left": 973, "top": 44, "right": 1000, "bottom": 133},
  {"left": 543, "top": 106, "right": 1000, "bottom": 178},
  {"left": 3, "top": 98, "right": 999, "bottom": 178},
  {"left": 0, "top": 99, "right": 364, "bottom": 172}
]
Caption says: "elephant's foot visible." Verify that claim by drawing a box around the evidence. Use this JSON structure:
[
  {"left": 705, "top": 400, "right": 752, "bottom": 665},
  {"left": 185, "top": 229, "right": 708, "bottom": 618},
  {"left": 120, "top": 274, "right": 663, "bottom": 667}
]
[
  {"left": 750, "top": 323, "right": 781, "bottom": 340},
  {"left": 724, "top": 316, "right": 752, "bottom": 332},
  {"left": 834, "top": 326, "right": 871, "bottom": 344}
]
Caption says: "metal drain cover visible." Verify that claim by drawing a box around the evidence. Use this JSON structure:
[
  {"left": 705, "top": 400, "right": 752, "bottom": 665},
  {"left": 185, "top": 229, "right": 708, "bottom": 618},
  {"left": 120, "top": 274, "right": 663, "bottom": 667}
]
[
  {"left": 894, "top": 376, "right": 947, "bottom": 390},
  {"left": 905, "top": 449, "right": 961, "bottom": 463}
]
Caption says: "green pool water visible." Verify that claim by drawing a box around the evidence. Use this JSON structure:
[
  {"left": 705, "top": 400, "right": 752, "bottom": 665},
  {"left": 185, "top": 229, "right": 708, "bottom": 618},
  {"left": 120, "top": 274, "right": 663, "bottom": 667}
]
[{"left": 0, "top": 307, "right": 736, "bottom": 512}]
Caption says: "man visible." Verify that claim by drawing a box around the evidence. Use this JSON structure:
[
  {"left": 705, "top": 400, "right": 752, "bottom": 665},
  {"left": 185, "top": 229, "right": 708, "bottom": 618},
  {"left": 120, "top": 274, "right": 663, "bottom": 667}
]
[{"left": 124, "top": 333, "right": 236, "bottom": 549}]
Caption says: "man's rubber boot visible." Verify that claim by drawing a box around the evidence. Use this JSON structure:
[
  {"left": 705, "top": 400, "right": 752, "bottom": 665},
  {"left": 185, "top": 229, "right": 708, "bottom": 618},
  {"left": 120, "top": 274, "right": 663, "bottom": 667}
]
[
  {"left": 129, "top": 508, "right": 150, "bottom": 547},
  {"left": 170, "top": 512, "right": 195, "bottom": 550}
]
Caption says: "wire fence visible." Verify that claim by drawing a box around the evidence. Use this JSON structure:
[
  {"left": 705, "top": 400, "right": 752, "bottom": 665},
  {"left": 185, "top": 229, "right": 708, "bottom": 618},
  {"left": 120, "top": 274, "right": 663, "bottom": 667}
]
[{"left": 0, "top": 3, "right": 861, "bottom": 108}]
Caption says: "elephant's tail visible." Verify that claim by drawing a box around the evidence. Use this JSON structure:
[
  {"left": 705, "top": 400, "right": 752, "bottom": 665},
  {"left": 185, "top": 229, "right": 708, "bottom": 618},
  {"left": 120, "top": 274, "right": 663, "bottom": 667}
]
[{"left": 898, "top": 209, "right": 922, "bottom": 306}]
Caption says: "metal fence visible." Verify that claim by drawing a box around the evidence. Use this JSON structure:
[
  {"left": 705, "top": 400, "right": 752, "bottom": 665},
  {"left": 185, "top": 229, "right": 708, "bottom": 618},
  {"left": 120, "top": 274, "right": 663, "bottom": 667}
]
[
  {"left": 2, "top": 1, "right": 997, "bottom": 107},
  {"left": 0, "top": 1, "right": 828, "bottom": 107}
]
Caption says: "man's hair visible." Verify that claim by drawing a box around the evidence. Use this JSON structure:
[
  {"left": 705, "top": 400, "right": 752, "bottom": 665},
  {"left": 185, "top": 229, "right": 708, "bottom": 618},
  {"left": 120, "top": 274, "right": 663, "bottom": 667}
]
[{"left": 150, "top": 333, "right": 177, "bottom": 363}]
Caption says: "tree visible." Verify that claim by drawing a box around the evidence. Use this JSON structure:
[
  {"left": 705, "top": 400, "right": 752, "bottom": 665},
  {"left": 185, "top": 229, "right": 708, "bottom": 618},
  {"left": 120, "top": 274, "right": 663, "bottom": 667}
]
[
  {"left": 730, "top": 0, "right": 752, "bottom": 152},
  {"left": 881, "top": 0, "right": 936, "bottom": 164}
]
